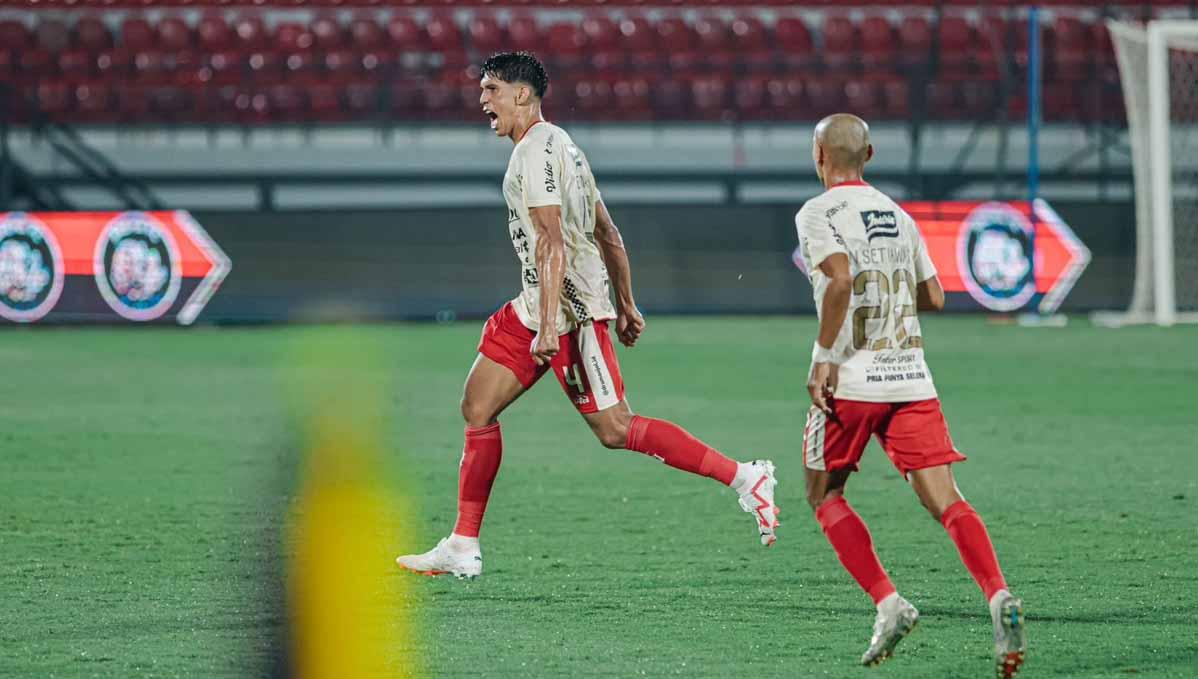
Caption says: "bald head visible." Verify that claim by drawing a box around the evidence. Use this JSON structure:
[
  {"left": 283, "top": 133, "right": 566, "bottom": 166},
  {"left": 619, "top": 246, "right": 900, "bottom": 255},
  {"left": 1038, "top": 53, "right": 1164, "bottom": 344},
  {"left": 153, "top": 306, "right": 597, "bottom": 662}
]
[{"left": 813, "top": 113, "right": 872, "bottom": 176}]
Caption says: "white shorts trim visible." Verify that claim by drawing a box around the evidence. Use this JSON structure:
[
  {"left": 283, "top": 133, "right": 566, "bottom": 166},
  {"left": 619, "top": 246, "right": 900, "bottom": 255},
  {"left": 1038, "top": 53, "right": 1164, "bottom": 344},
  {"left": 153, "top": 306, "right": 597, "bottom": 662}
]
[
  {"left": 803, "top": 407, "right": 827, "bottom": 471},
  {"left": 579, "top": 323, "right": 619, "bottom": 411}
]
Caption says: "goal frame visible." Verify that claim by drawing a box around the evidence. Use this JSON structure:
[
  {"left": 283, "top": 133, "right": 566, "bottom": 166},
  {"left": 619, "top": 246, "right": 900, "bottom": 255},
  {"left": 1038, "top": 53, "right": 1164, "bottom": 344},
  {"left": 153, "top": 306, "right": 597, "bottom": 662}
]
[{"left": 1099, "top": 20, "right": 1198, "bottom": 327}]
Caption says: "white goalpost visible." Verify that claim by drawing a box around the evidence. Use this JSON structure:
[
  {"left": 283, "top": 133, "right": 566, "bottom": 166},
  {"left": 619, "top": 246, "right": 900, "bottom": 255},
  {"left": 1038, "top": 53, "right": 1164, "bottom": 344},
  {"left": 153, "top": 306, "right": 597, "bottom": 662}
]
[{"left": 1096, "top": 20, "right": 1198, "bottom": 326}]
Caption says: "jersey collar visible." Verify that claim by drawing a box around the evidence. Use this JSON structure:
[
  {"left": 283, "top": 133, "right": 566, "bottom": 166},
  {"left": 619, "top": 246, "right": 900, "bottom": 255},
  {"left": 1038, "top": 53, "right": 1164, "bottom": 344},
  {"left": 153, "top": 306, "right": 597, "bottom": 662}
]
[{"left": 829, "top": 180, "right": 870, "bottom": 189}]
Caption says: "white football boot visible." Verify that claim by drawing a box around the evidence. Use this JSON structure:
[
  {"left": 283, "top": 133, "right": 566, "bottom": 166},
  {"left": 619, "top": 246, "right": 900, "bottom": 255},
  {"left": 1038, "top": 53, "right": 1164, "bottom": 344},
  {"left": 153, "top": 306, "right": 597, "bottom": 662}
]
[
  {"left": 735, "top": 460, "right": 780, "bottom": 546},
  {"left": 396, "top": 536, "right": 482, "bottom": 579},
  {"left": 861, "top": 594, "right": 920, "bottom": 666},
  {"left": 991, "top": 591, "right": 1027, "bottom": 678}
]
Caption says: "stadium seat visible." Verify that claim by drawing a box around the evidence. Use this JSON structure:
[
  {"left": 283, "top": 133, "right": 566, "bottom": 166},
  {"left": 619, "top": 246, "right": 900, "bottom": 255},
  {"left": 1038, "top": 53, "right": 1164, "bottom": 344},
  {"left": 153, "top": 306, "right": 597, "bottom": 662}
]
[
  {"left": 74, "top": 17, "right": 112, "bottom": 52},
  {"left": 232, "top": 16, "right": 268, "bottom": 50},
  {"left": 506, "top": 15, "right": 540, "bottom": 53},
  {"left": 348, "top": 17, "right": 385, "bottom": 51},
  {"left": 197, "top": 14, "right": 232, "bottom": 52},
  {"left": 0, "top": 20, "right": 31, "bottom": 52},
  {"left": 897, "top": 16, "right": 932, "bottom": 73},
  {"left": 158, "top": 17, "right": 193, "bottom": 52},
  {"left": 58, "top": 50, "right": 93, "bottom": 80},
  {"left": 937, "top": 16, "right": 973, "bottom": 77},
  {"left": 859, "top": 15, "right": 897, "bottom": 74},
  {"left": 386, "top": 16, "right": 424, "bottom": 50},
  {"left": 35, "top": 19, "right": 70, "bottom": 52},
  {"left": 467, "top": 15, "right": 505, "bottom": 54},
  {"left": 775, "top": 17, "right": 815, "bottom": 70},
  {"left": 618, "top": 16, "right": 656, "bottom": 52},
  {"left": 822, "top": 16, "right": 859, "bottom": 72},
  {"left": 694, "top": 16, "right": 730, "bottom": 51},
  {"left": 311, "top": 16, "right": 344, "bottom": 50},
  {"left": 581, "top": 15, "right": 619, "bottom": 51}
]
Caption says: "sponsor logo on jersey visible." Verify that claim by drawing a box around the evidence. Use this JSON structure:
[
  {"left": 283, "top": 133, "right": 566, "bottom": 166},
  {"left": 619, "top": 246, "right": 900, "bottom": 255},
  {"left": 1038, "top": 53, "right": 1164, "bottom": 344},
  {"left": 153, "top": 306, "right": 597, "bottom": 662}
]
[
  {"left": 956, "top": 202, "right": 1036, "bottom": 312},
  {"left": 507, "top": 208, "right": 519, "bottom": 223},
  {"left": 543, "top": 161, "right": 556, "bottom": 193},
  {"left": 860, "top": 210, "right": 899, "bottom": 241},
  {"left": 0, "top": 212, "right": 65, "bottom": 322},
  {"left": 93, "top": 211, "right": 182, "bottom": 321}
]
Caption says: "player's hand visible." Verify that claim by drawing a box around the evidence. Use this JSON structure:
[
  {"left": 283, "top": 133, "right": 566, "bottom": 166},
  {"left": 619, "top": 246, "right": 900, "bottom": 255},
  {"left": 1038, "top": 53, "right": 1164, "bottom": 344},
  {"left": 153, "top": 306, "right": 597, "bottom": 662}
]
[
  {"left": 807, "top": 362, "right": 839, "bottom": 414},
  {"left": 616, "top": 306, "right": 645, "bottom": 347},
  {"left": 531, "top": 330, "right": 559, "bottom": 366}
]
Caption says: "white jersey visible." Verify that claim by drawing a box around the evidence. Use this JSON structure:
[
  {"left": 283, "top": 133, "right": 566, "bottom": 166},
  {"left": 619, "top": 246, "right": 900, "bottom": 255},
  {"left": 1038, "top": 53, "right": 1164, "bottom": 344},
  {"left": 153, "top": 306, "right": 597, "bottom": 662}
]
[
  {"left": 502, "top": 121, "right": 616, "bottom": 334},
  {"left": 795, "top": 182, "right": 938, "bottom": 403}
]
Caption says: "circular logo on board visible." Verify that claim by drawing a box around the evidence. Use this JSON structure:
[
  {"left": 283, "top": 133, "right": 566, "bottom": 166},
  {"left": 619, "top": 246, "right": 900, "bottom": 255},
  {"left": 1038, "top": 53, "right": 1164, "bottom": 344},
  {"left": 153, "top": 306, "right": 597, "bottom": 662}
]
[
  {"left": 0, "top": 212, "right": 65, "bottom": 322},
  {"left": 957, "top": 202, "right": 1036, "bottom": 312},
  {"left": 94, "top": 212, "right": 182, "bottom": 321}
]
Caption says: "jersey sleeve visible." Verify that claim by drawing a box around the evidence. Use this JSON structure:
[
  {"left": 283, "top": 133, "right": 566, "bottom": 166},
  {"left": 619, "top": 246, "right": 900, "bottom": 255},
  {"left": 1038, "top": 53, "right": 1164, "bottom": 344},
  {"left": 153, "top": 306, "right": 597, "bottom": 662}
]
[
  {"left": 906, "top": 212, "right": 937, "bottom": 282},
  {"left": 795, "top": 202, "right": 848, "bottom": 271},
  {"left": 520, "top": 131, "right": 564, "bottom": 209}
]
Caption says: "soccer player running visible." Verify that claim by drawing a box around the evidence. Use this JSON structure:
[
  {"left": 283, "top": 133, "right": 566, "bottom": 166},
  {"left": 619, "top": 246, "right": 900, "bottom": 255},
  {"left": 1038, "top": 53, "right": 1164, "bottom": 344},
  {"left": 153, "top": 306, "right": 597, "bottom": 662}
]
[
  {"left": 795, "top": 114, "right": 1026, "bottom": 678},
  {"left": 396, "top": 52, "right": 780, "bottom": 579}
]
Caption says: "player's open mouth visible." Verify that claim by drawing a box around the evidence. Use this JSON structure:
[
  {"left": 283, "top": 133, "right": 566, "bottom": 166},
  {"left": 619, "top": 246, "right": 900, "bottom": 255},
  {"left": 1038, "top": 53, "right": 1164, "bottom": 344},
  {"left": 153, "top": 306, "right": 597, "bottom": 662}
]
[{"left": 485, "top": 110, "right": 498, "bottom": 129}]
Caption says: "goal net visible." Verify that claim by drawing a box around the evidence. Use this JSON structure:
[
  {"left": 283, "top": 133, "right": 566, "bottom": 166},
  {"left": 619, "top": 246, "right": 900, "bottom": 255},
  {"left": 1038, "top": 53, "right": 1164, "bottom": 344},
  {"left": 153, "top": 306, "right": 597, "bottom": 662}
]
[{"left": 1098, "top": 20, "right": 1198, "bottom": 326}]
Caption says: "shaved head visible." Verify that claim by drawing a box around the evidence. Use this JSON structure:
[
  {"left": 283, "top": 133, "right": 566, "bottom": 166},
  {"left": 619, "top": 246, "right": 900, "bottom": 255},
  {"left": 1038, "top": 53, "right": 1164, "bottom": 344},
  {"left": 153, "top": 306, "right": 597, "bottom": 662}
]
[{"left": 814, "top": 113, "right": 872, "bottom": 170}]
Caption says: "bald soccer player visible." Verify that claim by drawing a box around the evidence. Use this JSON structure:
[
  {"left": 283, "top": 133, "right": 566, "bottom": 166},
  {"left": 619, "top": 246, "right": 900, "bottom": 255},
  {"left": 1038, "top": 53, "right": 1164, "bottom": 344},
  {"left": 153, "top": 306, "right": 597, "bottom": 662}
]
[
  {"left": 794, "top": 114, "right": 1027, "bottom": 678},
  {"left": 395, "top": 52, "right": 781, "bottom": 581}
]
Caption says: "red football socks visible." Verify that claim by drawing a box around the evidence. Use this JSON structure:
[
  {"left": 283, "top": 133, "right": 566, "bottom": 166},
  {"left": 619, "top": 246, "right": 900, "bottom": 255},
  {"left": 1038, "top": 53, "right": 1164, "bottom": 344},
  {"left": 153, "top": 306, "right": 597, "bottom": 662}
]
[
  {"left": 452, "top": 423, "right": 503, "bottom": 538},
  {"left": 941, "top": 500, "right": 1008, "bottom": 601},
  {"left": 816, "top": 496, "right": 897, "bottom": 605},
  {"left": 624, "top": 415, "right": 738, "bottom": 486}
]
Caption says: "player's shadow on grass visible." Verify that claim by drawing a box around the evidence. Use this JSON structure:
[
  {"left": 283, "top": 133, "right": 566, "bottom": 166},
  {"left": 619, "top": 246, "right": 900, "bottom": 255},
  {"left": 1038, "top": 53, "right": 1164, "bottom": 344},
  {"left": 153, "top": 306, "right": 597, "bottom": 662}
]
[{"left": 798, "top": 604, "right": 1190, "bottom": 626}]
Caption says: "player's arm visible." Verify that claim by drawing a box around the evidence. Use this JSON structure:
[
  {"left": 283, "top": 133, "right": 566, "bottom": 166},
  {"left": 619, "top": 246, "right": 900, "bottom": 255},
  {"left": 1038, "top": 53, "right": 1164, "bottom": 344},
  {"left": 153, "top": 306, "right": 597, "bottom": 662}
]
[
  {"left": 810, "top": 253, "right": 852, "bottom": 413},
  {"left": 909, "top": 212, "right": 944, "bottom": 312},
  {"left": 796, "top": 205, "right": 851, "bottom": 414},
  {"left": 529, "top": 204, "right": 565, "bottom": 365},
  {"left": 593, "top": 198, "right": 644, "bottom": 347},
  {"left": 916, "top": 276, "right": 945, "bottom": 311}
]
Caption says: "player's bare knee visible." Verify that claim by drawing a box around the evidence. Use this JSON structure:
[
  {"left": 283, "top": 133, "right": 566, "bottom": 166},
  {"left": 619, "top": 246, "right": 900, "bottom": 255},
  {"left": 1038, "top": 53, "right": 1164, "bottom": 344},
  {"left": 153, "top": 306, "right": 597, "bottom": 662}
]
[
  {"left": 807, "top": 487, "right": 841, "bottom": 512},
  {"left": 460, "top": 396, "right": 495, "bottom": 428},
  {"left": 596, "top": 421, "right": 628, "bottom": 449}
]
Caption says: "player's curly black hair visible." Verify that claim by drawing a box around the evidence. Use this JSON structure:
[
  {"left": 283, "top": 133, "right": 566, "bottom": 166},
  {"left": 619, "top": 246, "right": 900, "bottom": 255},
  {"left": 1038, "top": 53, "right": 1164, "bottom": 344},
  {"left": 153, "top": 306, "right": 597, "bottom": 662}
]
[{"left": 480, "top": 51, "right": 549, "bottom": 99}]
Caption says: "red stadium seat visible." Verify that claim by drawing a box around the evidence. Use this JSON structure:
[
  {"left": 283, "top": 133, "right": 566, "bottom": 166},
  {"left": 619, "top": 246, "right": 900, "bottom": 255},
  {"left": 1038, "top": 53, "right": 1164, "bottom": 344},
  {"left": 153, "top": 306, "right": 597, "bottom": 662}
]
[
  {"left": 618, "top": 17, "right": 656, "bottom": 52},
  {"left": 574, "top": 78, "right": 613, "bottom": 118},
  {"left": 935, "top": 15, "right": 971, "bottom": 77},
  {"left": 426, "top": 14, "right": 462, "bottom": 52},
  {"left": 804, "top": 77, "right": 846, "bottom": 118},
  {"left": 822, "top": 16, "right": 859, "bottom": 72},
  {"left": 859, "top": 16, "right": 896, "bottom": 74},
  {"left": 232, "top": 16, "right": 268, "bottom": 50},
  {"left": 612, "top": 77, "right": 651, "bottom": 118},
  {"left": 730, "top": 16, "right": 767, "bottom": 49},
  {"left": 468, "top": 15, "right": 505, "bottom": 54},
  {"left": 37, "top": 81, "right": 72, "bottom": 116},
  {"left": 652, "top": 78, "right": 688, "bottom": 119},
  {"left": 20, "top": 49, "right": 55, "bottom": 80},
  {"left": 121, "top": 18, "right": 155, "bottom": 51},
  {"left": 57, "top": 50, "right": 92, "bottom": 80},
  {"left": 311, "top": 16, "right": 344, "bottom": 50},
  {"left": 158, "top": 17, "right": 192, "bottom": 52},
  {"left": 1051, "top": 16, "right": 1091, "bottom": 81},
  {"left": 197, "top": 14, "right": 232, "bottom": 52},
  {"left": 74, "top": 17, "right": 112, "bottom": 52},
  {"left": 764, "top": 77, "right": 803, "bottom": 119},
  {"left": 691, "top": 76, "right": 729, "bottom": 120},
  {"left": 881, "top": 79, "right": 910, "bottom": 118},
  {"left": 386, "top": 16, "right": 424, "bottom": 50},
  {"left": 976, "top": 17, "right": 1008, "bottom": 78},
  {"left": 205, "top": 50, "right": 246, "bottom": 84},
  {"left": 343, "top": 81, "right": 379, "bottom": 116},
  {"left": 845, "top": 80, "right": 882, "bottom": 118},
  {"left": 36, "top": 19, "right": 69, "bottom": 52},
  {"left": 73, "top": 82, "right": 114, "bottom": 121},
  {"left": 775, "top": 17, "right": 815, "bottom": 70},
  {"left": 655, "top": 17, "right": 695, "bottom": 52},
  {"left": 275, "top": 22, "right": 314, "bottom": 52},
  {"left": 0, "top": 20, "right": 31, "bottom": 52},
  {"left": 349, "top": 17, "right": 384, "bottom": 51},
  {"left": 324, "top": 49, "right": 360, "bottom": 77},
  {"left": 693, "top": 17, "right": 729, "bottom": 51},
  {"left": 581, "top": 15, "right": 619, "bottom": 51},
  {"left": 733, "top": 77, "right": 767, "bottom": 117},
  {"left": 507, "top": 15, "right": 540, "bottom": 53},
  {"left": 897, "top": 16, "right": 932, "bottom": 72}
]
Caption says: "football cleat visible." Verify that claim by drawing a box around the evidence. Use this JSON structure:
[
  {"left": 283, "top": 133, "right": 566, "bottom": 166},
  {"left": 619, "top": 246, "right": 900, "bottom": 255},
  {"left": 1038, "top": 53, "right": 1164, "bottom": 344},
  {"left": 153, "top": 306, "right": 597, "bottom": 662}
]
[
  {"left": 992, "top": 592, "right": 1026, "bottom": 679},
  {"left": 736, "top": 460, "right": 780, "bottom": 546},
  {"left": 396, "top": 537, "right": 482, "bottom": 579},
  {"left": 861, "top": 595, "right": 919, "bottom": 667}
]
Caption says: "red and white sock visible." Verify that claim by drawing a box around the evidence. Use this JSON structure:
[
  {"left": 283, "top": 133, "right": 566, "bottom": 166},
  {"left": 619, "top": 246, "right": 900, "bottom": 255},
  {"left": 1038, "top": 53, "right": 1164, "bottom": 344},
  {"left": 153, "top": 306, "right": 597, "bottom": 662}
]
[
  {"left": 451, "top": 423, "right": 503, "bottom": 540},
  {"left": 624, "top": 415, "right": 738, "bottom": 486},
  {"left": 815, "top": 495, "right": 897, "bottom": 605},
  {"left": 941, "top": 500, "right": 1008, "bottom": 601}
]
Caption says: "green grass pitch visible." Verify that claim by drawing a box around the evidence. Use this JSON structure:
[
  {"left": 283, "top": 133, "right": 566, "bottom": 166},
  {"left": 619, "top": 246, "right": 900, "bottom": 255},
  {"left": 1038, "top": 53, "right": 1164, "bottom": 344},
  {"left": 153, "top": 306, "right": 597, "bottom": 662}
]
[{"left": 1, "top": 316, "right": 1195, "bottom": 678}]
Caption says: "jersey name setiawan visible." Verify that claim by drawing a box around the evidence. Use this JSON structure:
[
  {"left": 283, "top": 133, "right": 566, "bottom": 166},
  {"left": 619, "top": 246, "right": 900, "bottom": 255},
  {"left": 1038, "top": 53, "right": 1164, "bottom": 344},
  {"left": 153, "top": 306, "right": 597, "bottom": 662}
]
[
  {"left": 795, "top": 182, "right": 938, "bottom": 403},
  {"left": 502, "top": 121, "right": 616, "bottom": 335}
]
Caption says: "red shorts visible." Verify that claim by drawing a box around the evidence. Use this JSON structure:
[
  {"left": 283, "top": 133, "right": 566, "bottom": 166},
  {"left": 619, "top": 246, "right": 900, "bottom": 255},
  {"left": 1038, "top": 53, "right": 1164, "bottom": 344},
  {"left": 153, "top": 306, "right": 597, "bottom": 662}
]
[
  {"left": 802, "top": 398, "right": 966, "bottom": 477},
  {"left": 477, "top": 303, "right": 625, "bottom": 414}
]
